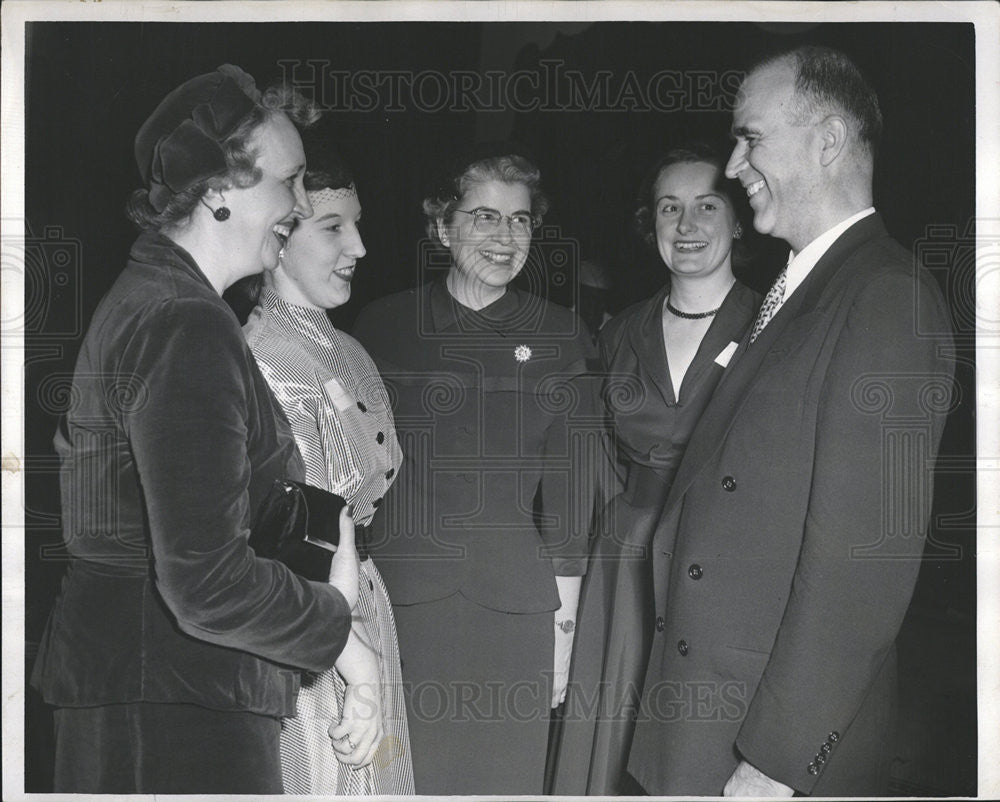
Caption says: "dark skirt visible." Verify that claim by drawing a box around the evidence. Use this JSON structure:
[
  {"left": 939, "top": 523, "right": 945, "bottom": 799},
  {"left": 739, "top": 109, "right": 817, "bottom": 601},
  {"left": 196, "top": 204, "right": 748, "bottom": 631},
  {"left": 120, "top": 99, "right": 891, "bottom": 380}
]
[
  {"left": 548, "top": 490, "right": 659, "bottom": 795},
  {"left": 393, "top": 592, "right": 553, "bottom": 795},
  {"left": 52, "top": 702, "right": 282, "bottom": 794}
]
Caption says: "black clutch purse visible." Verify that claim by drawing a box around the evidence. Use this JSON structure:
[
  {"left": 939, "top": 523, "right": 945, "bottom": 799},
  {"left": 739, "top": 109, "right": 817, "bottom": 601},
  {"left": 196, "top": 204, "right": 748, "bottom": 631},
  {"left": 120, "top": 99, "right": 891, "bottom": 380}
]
[{"left": 249, "top": 479, "right": 349, "bottom": 582}]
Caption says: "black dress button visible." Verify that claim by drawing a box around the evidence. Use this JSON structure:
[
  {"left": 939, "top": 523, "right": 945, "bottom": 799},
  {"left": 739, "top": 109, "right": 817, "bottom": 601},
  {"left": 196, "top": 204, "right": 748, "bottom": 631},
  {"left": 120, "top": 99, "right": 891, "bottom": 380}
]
[
  {"left": 688, "top": 564, "right": 703, "bottom": 580},
  {"left": 721, "top": 476, "right": 737, "bottom": 491},
  {"left": 655, "top": 616, "right": 665, "bottom": 632},
  {"left": 385, "top": 468, "right": 395, "bottom": 480},
  {"left": 807, "top": 762, "right": 819, "bottom": 776},
  {"left": 376, "top": 431, "right": 385, "bottom": 445},
  {"left": 372, "top": 497, "right": 382, "bottom": 509},
  {"left": 828, "top": 731, "right": 840, "bottom": 742},
  {"left": 677, "top": 639, "right": 689, "bottom": 656},
  {"left": 357, "top": 401, "right": 367, "bottom": 413}
]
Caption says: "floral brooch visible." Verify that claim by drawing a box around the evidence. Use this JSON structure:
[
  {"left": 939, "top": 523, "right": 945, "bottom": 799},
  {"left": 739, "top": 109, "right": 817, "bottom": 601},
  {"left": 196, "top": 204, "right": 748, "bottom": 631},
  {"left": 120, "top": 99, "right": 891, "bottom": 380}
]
[{"left": 514, "top": 344, "right": 533, "bottom": 363}]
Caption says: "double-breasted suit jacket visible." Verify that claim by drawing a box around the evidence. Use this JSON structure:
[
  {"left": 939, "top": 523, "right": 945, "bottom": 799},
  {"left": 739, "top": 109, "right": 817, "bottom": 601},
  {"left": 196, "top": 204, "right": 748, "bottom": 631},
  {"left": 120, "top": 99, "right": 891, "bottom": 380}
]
[{"left": 627, "top": 214, "right": 955, "bottom": 796}]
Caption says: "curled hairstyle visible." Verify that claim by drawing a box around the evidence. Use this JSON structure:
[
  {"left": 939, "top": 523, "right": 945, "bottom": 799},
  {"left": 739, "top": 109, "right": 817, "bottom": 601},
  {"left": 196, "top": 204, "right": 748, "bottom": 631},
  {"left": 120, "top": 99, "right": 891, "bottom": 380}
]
[
  {"left": 422, "top": 153, "right": 549, "bottom": 245},
  {"left": 756, "top": 45, "right": 882, "bottom": 158},
  {"left": 126, "top": 84, "right": 320, "bottom": 231},
  {"left": 633, "top": 143, "right": 751, "bottom": 266},
  {"left": 300, "top": 131, "right": 355, "bottom": 194}
]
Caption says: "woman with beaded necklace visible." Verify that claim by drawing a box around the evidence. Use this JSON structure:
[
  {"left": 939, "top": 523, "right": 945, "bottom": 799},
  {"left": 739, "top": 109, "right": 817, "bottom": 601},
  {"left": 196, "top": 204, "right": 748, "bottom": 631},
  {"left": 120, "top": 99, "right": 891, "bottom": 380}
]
[{"left": 550, "top": 143, "right": 762, "bottom": 796}]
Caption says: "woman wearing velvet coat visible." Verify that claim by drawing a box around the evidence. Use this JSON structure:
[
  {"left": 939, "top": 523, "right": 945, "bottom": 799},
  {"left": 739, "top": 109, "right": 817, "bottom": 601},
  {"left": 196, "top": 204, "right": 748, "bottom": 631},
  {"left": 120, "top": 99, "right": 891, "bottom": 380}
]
[
  {"left": 549, "top": 143, "right": 762, "bottom": 795},
  {"left": 31, "top": 65, "right": 361, "bottom": 794}
]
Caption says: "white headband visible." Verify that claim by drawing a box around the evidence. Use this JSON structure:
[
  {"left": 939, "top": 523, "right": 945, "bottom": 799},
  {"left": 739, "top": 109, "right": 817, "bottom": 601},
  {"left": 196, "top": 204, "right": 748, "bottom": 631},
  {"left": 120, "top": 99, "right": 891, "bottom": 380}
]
[{"left": 308, "top": 183, "right": 357, "bottom": 204}]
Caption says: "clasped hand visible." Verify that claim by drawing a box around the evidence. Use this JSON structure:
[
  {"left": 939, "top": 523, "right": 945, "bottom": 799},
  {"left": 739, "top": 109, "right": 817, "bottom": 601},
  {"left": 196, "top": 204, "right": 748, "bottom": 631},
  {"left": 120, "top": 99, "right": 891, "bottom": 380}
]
[{"left": 329, "top": 680, "right": 383, "bottom": 768}]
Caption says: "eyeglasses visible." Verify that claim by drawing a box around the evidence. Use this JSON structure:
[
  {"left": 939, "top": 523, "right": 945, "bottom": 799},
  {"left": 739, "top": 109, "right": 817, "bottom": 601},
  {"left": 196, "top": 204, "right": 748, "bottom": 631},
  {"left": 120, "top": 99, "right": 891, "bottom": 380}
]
[{"left": 453, "top": 207, "right": 539, "bottom": 235}]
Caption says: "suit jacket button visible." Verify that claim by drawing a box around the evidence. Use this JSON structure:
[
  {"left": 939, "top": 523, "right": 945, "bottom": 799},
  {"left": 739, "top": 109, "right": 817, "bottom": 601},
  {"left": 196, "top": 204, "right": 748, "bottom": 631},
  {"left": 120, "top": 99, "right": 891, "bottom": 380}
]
[
  {"left": 677, "top": 639, "right": 689, "bottom": 656},
  {"left": 655, "top": 616, "right": 665, "bottom": 632},
  {"left": 376, "top": 431, "right": 385, "bottom": 445},
  {"left": 357, "top": 401, "right": 368, "bottom": 413},
  {"left": 828, "top": 731, "right": 840, "bottom": 742},
  {"left": 372, "top": 497, "right": 383, "bottom": 509},
  {"left": 385, "top": 468, "right": 395, "bottom": 480},
  {"left": 807, "top": 762, "right": 819, "bottom": 775},
  {"left": 721, "top": 476, "right": 737, "bottom": 491},
  {"left": 688, "top": 564, "right": 703, "bottom": 580}
]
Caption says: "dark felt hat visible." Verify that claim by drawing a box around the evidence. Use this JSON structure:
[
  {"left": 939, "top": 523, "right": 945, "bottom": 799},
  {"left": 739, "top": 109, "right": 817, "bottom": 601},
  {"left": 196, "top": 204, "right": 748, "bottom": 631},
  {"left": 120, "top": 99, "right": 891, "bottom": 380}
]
[{"left": 134, "top": 64, "right": 261, "bottom": 212}]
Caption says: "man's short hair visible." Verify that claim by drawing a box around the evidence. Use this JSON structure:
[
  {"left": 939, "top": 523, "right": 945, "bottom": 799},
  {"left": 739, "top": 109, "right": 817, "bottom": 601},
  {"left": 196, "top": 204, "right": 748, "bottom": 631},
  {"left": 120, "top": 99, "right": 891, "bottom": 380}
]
[{"left": 754, "top": 45, "right": 883, "bottom": 158}]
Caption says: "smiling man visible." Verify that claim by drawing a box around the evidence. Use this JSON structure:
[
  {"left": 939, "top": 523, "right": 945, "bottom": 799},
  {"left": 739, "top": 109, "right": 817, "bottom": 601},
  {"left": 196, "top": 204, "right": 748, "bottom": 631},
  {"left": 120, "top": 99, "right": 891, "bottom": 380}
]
[{"left": 626, "top": 45, "right": 955, "bottom": 797}]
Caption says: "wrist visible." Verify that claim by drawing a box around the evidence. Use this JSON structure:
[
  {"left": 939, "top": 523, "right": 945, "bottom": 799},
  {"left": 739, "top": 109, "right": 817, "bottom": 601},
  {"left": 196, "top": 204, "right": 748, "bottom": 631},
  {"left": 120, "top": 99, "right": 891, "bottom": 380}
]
[{"left": 555, "top": 618, "right": 575, "bottom": 635}]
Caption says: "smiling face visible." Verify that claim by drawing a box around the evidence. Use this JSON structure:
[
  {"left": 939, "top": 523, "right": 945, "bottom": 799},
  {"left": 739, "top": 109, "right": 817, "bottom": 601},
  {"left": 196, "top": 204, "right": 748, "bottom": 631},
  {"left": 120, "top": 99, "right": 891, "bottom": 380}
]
[
  {"left": 725, "top": 59, "right": 822, "bottom": 252},
  {"left": 271, "top": 188, "right": 366, "bottom": 310},
  {"left": 439, "top": 179, "right": 533, "bottom": 297},
  {"left": 653, "top": 160, "right": 737, "bottom": 280},
  {"left": 222, "top": 113, "right": 312, "bottom": 276}
]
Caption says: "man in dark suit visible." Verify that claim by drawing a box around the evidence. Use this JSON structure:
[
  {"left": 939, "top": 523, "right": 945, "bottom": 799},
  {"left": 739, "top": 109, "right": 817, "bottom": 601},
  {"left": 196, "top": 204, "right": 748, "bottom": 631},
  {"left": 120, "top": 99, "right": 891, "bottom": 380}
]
[{"left": 627, "top": 45, "right": 955, "bottom": 796}]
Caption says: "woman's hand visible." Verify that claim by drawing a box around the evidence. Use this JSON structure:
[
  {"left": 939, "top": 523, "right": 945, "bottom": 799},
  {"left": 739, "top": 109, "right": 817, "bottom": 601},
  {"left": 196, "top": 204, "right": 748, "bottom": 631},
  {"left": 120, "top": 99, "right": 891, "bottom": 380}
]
[
  {"left": 329, "top": 678, "right": 384, "bottom": 767},
  {"left": 329, "top": 622, "right": 383, "bottom": 767},
  {"left": 551, "top": 575, "right": 582, "bottom": 708},
  {"left": 552, "top": 619, "right": 575, "bottom": 707},
  {"left": 328, "top": 506, "right": 359, "bottom": 610}
]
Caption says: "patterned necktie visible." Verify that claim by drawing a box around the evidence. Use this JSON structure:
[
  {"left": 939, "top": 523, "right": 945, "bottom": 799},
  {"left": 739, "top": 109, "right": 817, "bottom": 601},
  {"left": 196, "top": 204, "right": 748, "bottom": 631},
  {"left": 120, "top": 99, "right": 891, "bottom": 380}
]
[{"left": 750, "top": 267, "right": 788, "bottom": 343}]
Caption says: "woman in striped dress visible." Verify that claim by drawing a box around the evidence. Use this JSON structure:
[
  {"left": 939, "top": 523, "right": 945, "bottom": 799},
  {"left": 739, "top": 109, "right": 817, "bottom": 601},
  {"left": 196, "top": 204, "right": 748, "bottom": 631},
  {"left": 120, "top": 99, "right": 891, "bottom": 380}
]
[{"left": 242, "top": 140, "right": 414, "bottom": 795}]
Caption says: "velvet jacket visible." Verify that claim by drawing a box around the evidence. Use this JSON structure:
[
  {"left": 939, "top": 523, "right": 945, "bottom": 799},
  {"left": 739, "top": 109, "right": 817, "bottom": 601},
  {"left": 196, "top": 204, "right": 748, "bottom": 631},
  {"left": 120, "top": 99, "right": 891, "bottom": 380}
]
[
  {"left": 31, "top": 232, "right": 351, "bottom": 717},
  {"left": 627, "top": 214, "right": 955, "bottom": 795}
]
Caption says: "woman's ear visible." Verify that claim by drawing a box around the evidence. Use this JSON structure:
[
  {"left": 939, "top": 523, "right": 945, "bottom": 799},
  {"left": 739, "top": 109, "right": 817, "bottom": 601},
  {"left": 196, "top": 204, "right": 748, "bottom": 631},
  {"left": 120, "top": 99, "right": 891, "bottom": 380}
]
[{"left": 436, "top": 218, "right": 450, "bottom": 248}]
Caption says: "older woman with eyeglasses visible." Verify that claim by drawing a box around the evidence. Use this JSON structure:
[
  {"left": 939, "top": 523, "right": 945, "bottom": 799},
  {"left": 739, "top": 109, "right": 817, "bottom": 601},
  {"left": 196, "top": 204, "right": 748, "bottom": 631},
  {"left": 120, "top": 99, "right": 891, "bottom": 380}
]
[{"left": 353, "top": 144, "right": 601, "bottom": 795}]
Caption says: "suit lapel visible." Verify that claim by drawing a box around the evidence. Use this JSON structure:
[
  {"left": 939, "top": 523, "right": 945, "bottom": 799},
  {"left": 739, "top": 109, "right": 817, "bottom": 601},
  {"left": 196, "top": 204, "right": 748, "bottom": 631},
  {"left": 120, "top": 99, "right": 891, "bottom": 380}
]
[
  {"left": 660, "top": 214, "right": 890, "bottom": 518},
  {"left": 627, "top": 285, "right": 676, "bottom": 405}
]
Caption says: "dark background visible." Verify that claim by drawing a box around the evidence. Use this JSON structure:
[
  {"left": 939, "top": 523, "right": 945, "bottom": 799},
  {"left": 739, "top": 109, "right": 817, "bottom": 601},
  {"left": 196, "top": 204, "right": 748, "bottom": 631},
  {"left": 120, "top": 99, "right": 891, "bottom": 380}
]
[{"left": 23, "top": 20, "right": 977, "bottom": 794}]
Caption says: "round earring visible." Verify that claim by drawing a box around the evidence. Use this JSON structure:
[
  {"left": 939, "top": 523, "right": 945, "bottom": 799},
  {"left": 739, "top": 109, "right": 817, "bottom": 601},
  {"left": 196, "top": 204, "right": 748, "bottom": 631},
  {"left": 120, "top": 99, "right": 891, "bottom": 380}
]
[
  {"left": 733, "top": 222, "right": 743, "bottom": 240},
  {"left": 200, "top": 196, "right": 230, "bottom": 222}
]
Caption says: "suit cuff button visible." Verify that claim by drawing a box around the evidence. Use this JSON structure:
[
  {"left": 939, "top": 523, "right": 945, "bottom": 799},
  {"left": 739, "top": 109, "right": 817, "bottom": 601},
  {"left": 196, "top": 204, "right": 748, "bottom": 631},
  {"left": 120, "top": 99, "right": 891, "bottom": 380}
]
[{"left": 807, "top": 762, "right": 819, "bottom": 775}]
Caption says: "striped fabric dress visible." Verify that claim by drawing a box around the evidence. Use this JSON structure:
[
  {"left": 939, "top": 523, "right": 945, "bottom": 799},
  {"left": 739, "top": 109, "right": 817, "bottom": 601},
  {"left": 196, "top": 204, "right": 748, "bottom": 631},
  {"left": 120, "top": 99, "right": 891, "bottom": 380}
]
[{"left": 244, "top": 287, "right": 414, "bottom": 795}]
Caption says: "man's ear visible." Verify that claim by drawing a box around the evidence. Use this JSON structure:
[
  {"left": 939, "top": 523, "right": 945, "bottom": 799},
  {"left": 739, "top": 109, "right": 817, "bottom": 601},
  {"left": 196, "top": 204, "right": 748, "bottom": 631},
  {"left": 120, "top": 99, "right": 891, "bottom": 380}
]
[{"left": 818, "top": 114, "right": 849, "bottom": 167}]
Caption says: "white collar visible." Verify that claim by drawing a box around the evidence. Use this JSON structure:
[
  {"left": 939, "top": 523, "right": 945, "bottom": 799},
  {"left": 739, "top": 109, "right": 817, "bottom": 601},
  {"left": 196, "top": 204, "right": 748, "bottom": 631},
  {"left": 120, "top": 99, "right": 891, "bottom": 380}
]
[{"left": 784, "top": 208, "right": 876, "bottom": 299}]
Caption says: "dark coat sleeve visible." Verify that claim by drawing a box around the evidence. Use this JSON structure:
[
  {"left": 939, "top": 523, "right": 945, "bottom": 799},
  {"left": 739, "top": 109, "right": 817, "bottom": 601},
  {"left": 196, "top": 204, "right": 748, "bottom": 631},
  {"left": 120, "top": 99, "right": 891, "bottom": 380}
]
[
  {"left": 537, "top": 351, "right": 604, "bottom": 577},
  {"left": 120, "top": 297, "right": 351, "bottom": 671},
  {"left": 734, "top": 266, "right": 954, "bottom": 792}
]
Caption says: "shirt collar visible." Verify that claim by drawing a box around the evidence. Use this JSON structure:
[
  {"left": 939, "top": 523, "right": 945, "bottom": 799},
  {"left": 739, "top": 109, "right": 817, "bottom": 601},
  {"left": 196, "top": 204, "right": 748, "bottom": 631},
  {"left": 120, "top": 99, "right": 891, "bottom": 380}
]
[
  {"left": 259, "top": 285, "right": 335, "bottom": 337},
  {"left": 785, "top": 207, "right": 876, "bottom": 299},
  {"left": 429, "top": 277, "right": 524, "bottom": 333}
]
